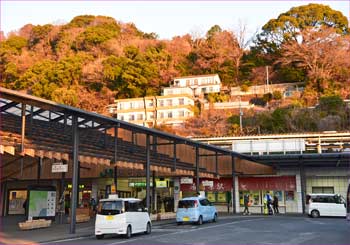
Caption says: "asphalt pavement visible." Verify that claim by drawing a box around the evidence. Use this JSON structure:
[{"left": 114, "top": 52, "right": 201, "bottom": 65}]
[
  {"left": 34, "top": 215, "right": 350, "bottom": 245},
  {"left": 0, "top": 215, "right": 350, "bottom": 245}
]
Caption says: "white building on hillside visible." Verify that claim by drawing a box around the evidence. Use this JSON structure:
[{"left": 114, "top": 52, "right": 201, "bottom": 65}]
[
  {"left": 107, "top": 94, "right": 195, "bottom": 127},
  {"left": 163, "top": 74, "right": 221, "bottom": 97}
]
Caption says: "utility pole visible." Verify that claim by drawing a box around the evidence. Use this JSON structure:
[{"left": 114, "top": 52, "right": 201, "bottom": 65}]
[{"left": 239, "top": 96, "right": 243, "bottom": 134}]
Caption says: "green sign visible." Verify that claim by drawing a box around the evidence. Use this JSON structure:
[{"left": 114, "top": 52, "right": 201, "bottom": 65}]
[
  {"left": 28, "top": 190, "right": 56, "bottom": 218},
  {"left": 128, "top": 182, "right": 153, "bottom": 187}
]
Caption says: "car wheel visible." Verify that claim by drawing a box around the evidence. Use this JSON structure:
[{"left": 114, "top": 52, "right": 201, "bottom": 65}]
[
  {"left": 177, "top": 222, "right": 182, "bottom": 226},
  {"left": 125, "top": 225, "right": 132, "bottom": 239},
  {"left": 213, "top": 213, "right": 218, "bottom": 222},
  {"left": 311, "top": 210, "right": 320, "bottom": 218},
  {"left": 197, "top": 215, "right": 203, "bottom": 225},
  {"left": 96, "top": 235, "right": 104, "bottom": 240},
  {"left": 144, "top": 222, "right": 151, "bottom": 234}
]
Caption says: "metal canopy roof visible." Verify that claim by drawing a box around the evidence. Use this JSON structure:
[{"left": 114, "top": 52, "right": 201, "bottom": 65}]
[
  {"left": 250, "top": 153, "right": 350, "bottom": 168},
  {"left": 0, "top": 87, "right": 255, "bottom": 161}
]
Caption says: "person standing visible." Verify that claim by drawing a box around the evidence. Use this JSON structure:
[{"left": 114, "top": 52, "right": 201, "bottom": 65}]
[
  {"left": 273, "top": 195, "right": 279, "bottom": 214},
  {"left": 243, "top": 194, "right": 250, "bottom": 215},
  {"left": 90, "top": 197, "right": 97, "bottom": 215}
]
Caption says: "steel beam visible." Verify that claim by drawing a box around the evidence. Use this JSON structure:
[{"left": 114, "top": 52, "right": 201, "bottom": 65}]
[
  {"left": 20, "top": 103, "right": 26, "bottom": 176},
  {"left": 231, "top": 155, "right": 236, "bottom": 214},
  {"left": 146, "top": 134, "right": 151, "bottom": 213},
  {"left": 196, "top": 146, "right": 199, "bottom": 192},
  {"left": 70, "top": 115, "right": 79, "bottom": 234},
  {"left": 114, "top": 125, "right": 119, "bottom": 193},
  {"left": 299, "top": 156, "right": 306, "bottom": 214}
]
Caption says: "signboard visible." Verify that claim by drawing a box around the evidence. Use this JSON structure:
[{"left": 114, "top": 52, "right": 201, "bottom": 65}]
[
  {"left": 202, "top": 180, "right": 214, "bottom": 188},
  {"left": 28, "top": 190, "right": 56, "bottom": 219},
  {"left": 180, "top": 178, "right": 193, "bottom": 184},
  {"left": 239, "top": 176, "right": 296, "bottom": 191},
  {"left": 156, "top": 180, "right": 167, "bottom": 188},
  {"left": 128, "top": 182, "right": 153, "bottom": 187},
  {"left": 52, "top": 163, "right": 68, "bottom": 173}
]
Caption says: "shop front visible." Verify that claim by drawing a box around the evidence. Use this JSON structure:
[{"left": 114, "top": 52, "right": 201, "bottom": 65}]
[
  {"left": 238, "top": 176, "right": 297, "bottom": 213},
  {"left": 180, "top": 178, "right": 232, "bottom": 212},
  {"left": 127, "top": 178, "right": 175, "bottom": 213},
  {"left": 180, "top": 176, "right": 298, "bottom": 213}
]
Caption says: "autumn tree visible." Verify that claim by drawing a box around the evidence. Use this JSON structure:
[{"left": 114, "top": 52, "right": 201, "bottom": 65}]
[
  {"left": 256, "top": 3, "right": 349, "bottom": 54},
  {"left": 276, "top": 27, "right": 350, "bottom": 95}
]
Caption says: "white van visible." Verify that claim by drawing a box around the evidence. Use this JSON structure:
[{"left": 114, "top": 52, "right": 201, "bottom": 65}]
[
  {"left": 306, "top": 193, "right": 346, "bottom": 218},
  {"left": 95, "top": 197, "right": 151, "bottom": 239}
]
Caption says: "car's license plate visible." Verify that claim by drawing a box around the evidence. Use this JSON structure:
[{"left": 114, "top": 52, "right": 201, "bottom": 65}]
[
  {"left": 183, "top": 217, "right": 190, "bottom": 221},
  {"left": 105, "top": 215, "right": 114, "bottom": 220}
]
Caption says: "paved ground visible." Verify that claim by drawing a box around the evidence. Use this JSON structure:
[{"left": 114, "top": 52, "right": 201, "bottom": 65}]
[{"left": 30, "top": 215, "right": 350, "bottom": 245}]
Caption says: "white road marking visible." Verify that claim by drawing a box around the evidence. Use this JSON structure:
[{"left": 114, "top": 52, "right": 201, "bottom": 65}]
[
  {"left": 107, "top": 218, "right": 265, "bottom": 245},
  {"left": 38, "top": 236, "right": 94, "bottom": 244}
]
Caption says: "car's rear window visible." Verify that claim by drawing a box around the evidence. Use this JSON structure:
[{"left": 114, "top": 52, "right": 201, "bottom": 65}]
[
  {"left": 98, "top": 201, "right": 123, "bottom": 215},
  {"left": 178, "top": 200, "right": 195, "bottom": 208}
]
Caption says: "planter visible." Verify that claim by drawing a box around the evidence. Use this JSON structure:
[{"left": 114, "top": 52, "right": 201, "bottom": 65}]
[{"left": 18, "top": 219, "right": 52, "bottom": 230}]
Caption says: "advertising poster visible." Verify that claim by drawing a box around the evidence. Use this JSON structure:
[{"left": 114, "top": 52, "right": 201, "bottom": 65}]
[
  {"left": 286, "top": 191, "right": 295, "bottom": 201},
  {"left": 28, "top": 190, "right": 56, "bottom": 218}
]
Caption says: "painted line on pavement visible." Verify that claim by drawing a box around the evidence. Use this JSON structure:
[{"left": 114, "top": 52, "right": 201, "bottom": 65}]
[
  {"left": 39, "top": 216, "right": 264, "bottom": 244},
  {"left": 38, "top": 235, "right": 94, "bottom": 244},
  {"left": 107, "top": 217, "right": 265, "bottom": 245}
]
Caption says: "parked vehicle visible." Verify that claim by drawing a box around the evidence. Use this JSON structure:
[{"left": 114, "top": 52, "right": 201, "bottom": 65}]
[
  {"left": 95, "top": 197, "right": 151, "bottom": 239},
  {"left": 306, "top": 193, "right": 346, "bottom": 218},
  {"left": 176, "top": 197, "right": 217, "bottom": 225}
]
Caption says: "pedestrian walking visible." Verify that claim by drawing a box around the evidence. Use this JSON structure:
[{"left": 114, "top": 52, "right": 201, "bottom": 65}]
[
  {"left": 243, "top": 194, "right": 250, "bottom": 215},
  {"left": 264, "top": 192, "right": 273, "bottom": 215},
  {"left": 273, "top": 195, "right": 279, "bottom": 214}
]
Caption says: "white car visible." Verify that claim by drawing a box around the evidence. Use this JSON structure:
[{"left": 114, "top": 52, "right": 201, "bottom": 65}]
[
  {"left": 95, "top": 197, "right": 151, "bottom": 239},
  {"left": 306, "top": 193, "right": 346, "bottom": 218}
]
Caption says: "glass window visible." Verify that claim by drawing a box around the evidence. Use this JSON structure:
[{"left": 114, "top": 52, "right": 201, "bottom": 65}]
[
  {"left": 207, "top": 192, "right": 216, "bottom": 202},
  {"left": 199, "top": 199, "right": 210, "bottom": 206},
  {"left": 8, "top": 190, "right": 27, "bottom": 215},
  {"left": 148, "top": 102, "right": 153, "bottom": 107},
  {"left": 129, "top": 114, "right": 135, "bottom": 121},
  {"left": 159, "top": 112, "right": 164, "bottom": 118},
  {"left": 125, "top": 201, "right": 143, "bottom": 212},
  {"left": 178, "top": 200, "right": 196, "bottom": 208},
  {"left": 178, "top": 98, "right": 184, "bottom": 105},
  {"left": 239, "top": 191, "right": 261, "bottom": 206},
  {"left": 159, "top": 100, "right": 164, "bottom": 107},
  {"left": 179, "top": 110, "right": 185, "bottom": 117},
  {"left": 137, "top": 114, "right": 143, "bottom": 120},
  {"left": 217, "top": 192, "right": 227, "bottom": 202},
  {"left": 167, "top": 99, "right": 172, "bottom": 106},
  {"left": 98, "top": 201, "right": 123, "bottom": 215},
  {"left": 168, "top": 112, "right": 173, "bottom": 118},
  {"left": 312, "top": 187, "right": 334, "bottom": 194}
]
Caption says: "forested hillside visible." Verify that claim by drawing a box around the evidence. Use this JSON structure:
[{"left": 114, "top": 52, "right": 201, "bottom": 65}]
[{"left": 1, "top": 4, "right": 350, "bottom": 136}]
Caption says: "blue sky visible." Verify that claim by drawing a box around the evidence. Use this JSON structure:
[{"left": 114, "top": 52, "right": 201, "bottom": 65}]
[{"left": 1, "top": 1, "right": 349, "bottom": 40}]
